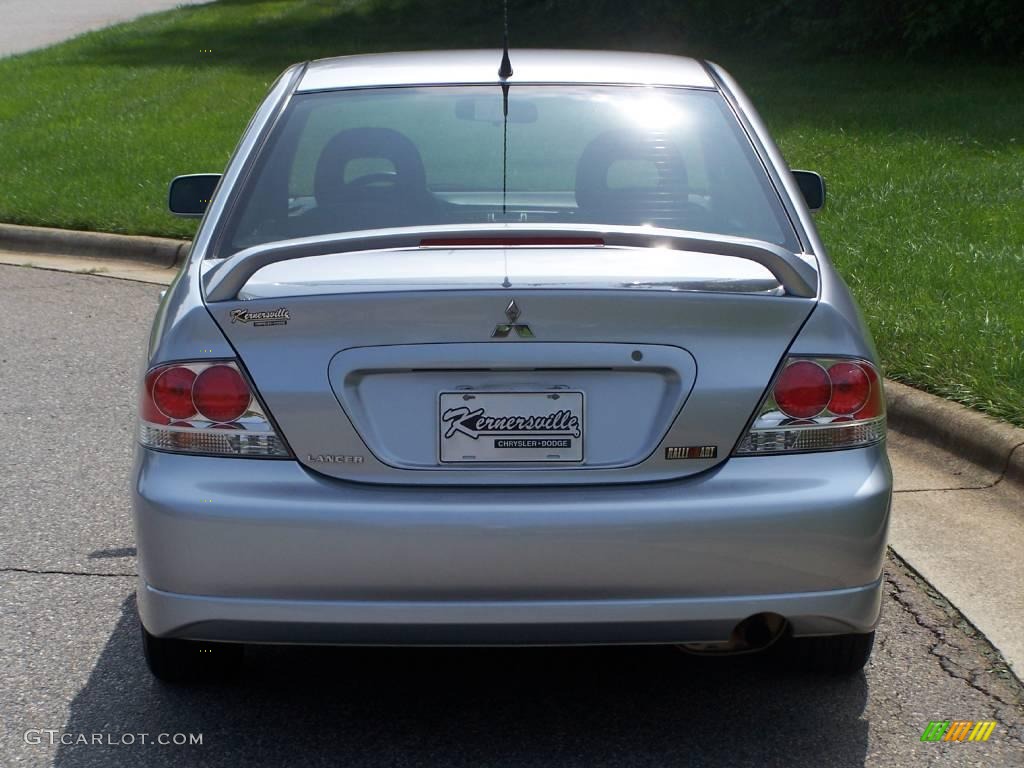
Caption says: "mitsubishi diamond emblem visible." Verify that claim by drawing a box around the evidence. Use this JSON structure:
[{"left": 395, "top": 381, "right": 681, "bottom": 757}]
[
  {"left": 493, "top": 299, "right": 534, "bottom": 338},
  {"left": 505, "top": 299, "right": 521, "bottom": 323}
]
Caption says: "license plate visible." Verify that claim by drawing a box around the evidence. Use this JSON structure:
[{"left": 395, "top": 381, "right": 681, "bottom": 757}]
[{"left": 439, "top": 391, "right": 584, "bottom": 463}]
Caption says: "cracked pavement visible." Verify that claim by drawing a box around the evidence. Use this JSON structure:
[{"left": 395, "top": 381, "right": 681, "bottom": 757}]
[
  {"left": 888, "top": 431, "right": 1024, "bottom": 674},
  {"left": 1, "top": 264, "right": 1022, "bottom": 766}
]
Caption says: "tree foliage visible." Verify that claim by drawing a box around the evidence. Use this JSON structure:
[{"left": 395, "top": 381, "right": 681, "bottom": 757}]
[
  {"left": 746, "top": 0, "right": 1024, "bottom": 56},
  {"left": 522, "top": 0, "right": 1024, "bottom": 58}
]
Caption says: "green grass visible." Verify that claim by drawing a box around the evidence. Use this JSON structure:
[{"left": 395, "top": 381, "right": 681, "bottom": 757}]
[
  {"left": 0, "top": 0, "right": 1021, "bottom": 425},
  {"left": 732, "top": 57, "right": 1024, "bottom": 425}
]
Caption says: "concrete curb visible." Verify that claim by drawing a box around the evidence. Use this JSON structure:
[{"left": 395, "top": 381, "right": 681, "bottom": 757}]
[
  {"left": 886, "top": 380, "right": 1024, "bottom": 488},
  {"left": 0, "top": 223, "right": 190, "bottom": 269}
]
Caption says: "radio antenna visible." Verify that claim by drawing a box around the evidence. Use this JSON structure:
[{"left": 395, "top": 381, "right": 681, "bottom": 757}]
[
  {"left": 498, "top": 0, "right": 512, "bottom": 226},
  {"left": 498, "top": 0, "right": 513, "bottom": 79}
]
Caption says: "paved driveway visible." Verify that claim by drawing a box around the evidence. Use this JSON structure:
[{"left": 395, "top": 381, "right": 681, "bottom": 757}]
[
  {"left": 0, "top": 264, "right": 1021, "bottom": 766},
  {"left": 0, "top": 0, "right": 210, "bottom": 57}
]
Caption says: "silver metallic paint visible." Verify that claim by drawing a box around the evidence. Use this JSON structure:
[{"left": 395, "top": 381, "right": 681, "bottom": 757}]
[
  {"left": 705, "top": 62, "right": 816, "bottom": 256},
  {"left": 329, "top": 342, "right": 695, "bottom": 469},
  {"left": 139, "top": 580, "right": 884, "bottom": 645},
  {"left": 211, "top": 289, "right": 814, "bottom": 484},
  {"left": 148, "top": 66, "right": 304, "bottom": 365},
  {"left": 204, "top": 224, "right": 819, "bottom": 301},
  {"left": 136, "top": 51, "right": 892, "bottom": 645},
  {"left": 296, "top": 49, "right": 717, "bottom": 93},
  {"left": 237, "top": 247, "right": 784, "bottom": 298},
  {"left": 135, "top": 443, "right": 890, "bottom": 642}
]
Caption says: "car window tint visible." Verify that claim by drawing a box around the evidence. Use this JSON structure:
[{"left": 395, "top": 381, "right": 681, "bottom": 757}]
[{"left": 220, "top": 85, "right": 797, "bottom": 255}]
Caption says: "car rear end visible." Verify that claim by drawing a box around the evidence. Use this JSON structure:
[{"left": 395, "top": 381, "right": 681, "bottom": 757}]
[{"left": 133, "top": 51, "right": 891, "bottom": 679}]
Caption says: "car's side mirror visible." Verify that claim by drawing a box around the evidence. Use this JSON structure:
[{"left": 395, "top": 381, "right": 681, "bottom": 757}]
[
  {"left": 792, "top": 170, "right": 826, "bottom": 212},
  {"left": 168, "top": 174, "right": 221, "bottom": 217}
]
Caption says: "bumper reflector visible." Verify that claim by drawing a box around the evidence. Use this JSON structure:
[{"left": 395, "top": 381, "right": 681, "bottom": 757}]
[
  {"left": 734, "top": 418, "right": 885, "bottom": 455},
  {"left": 138, "top": 424, "right": 289, "bottom": 457}
]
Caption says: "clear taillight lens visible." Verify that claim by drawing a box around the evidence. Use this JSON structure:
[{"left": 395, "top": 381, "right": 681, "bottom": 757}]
[
  {"left": 733, "top": 356, "right": 885, "bottom": 455},
  {"left": 138, "top": 360, "right": 290, "bottom": 457}
]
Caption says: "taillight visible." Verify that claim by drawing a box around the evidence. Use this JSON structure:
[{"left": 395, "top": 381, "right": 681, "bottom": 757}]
[
  {"left": 193, "top": 365, "right": 250, "bottom": 422},
  {"left": 733, "top": 356, "right": 885, "bottom": 455},
  {"left": 773, "top": 360, "right": 831, "bottom": 419},
  {"left": 152, "top": 366, "right": 197, "bottom": 420},
  {"left": 138, "top": 360, "right": 289, "bottom": 457},
  {"left": 826, "top": 362, "right": 870, "bottom": 415}
]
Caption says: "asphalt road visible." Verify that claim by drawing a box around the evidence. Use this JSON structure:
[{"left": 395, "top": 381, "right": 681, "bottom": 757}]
[
  {"left": 1, "top": 264, "right": 1022, "bottom": 767},
  {"left": 0, "top": 0, "right": 210, "bottom": 57}
]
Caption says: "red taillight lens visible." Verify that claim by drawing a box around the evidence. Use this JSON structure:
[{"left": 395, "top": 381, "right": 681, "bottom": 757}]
[
  {"left": 855, "top": 363, "right": 883, "bottom": 419},
  {"left": 827, "top": 362, "right": 870, "bottom": 415},
  {"left": 140, "top": 368, "right": 170, "bottom": 425},
  {"left": 420, "top": 236, "right": 604, "bottom": 247},
  {"left": 193, "top": 365, "right": 251, "bottom": 422},
  {"left": 773, "top": 360, "right": 831, "bottom": 419},
  {"left": 152, "top": 366, "right": 197, "bottom": 419},
  {"left": 138, "top": 360, "right": 289, "bottom": 458}
]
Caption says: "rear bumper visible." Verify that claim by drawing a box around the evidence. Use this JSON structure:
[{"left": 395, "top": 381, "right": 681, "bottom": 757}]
[
  {"left": 133, "top": 443, "right": 892, "bottom": 644},
  {"left": 138, "top": 577, "right": 883, "bottom": 644}
]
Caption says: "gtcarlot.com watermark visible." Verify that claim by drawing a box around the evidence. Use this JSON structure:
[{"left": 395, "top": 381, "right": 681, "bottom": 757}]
[{"left": 24, "top": 730, "right": 202, "bottom": 746}]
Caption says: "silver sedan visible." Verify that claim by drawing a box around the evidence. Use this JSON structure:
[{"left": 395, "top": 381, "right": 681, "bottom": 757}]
[{"left": 134, "top": 49, "right": 891, "bottom": 682}]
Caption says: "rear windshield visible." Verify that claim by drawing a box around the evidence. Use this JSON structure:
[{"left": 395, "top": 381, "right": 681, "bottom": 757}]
[{"left": 218, "top": 85, "right": 798, "bottom": 256}]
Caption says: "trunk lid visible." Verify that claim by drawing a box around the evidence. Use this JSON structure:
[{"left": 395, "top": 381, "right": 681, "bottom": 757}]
[{"left": 206, "top": 247, "right": 816, "bottom": 485}]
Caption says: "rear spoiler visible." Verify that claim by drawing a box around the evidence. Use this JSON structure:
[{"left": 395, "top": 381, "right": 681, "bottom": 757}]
[{"left": 202, "top": 224, "right": 818, "bottom": 302}]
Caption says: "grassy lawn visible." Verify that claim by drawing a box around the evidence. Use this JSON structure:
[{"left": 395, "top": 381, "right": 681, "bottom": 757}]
[{"left": 0, "top": 0, "right": 1021, "bottom": 425}]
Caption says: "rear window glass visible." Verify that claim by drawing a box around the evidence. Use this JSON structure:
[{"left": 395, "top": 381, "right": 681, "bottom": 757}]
[{"left": 219, "top": 85, "right": 798, "bottom": 255}]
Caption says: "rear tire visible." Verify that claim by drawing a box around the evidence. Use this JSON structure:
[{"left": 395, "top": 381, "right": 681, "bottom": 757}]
[
  {"left": 788, "top": 631, "right": 875, "bottom": 675},
  {"left": 141, "top": 625, "right": 243, "bottom": 683}
]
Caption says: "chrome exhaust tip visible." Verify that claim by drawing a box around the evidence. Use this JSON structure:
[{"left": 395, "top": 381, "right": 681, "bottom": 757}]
[{"left": 676, "top": 613, "right": 789, "bottom": 657}]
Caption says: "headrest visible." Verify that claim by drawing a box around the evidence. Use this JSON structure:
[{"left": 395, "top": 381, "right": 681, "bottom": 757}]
[
  {"left": 575, "top": 130, "right": 688, "bottom": 213},
  {"left": 314, "top": 127, "right": 427, "bottom": 206}
]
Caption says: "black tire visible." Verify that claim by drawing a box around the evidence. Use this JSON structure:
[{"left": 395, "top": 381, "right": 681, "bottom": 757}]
[
  {"left": 141, "top": 625, "right": 243, "bottom": 683},
  {"left": 788, "top": 631, "right": 875, "bottom": 675}
]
